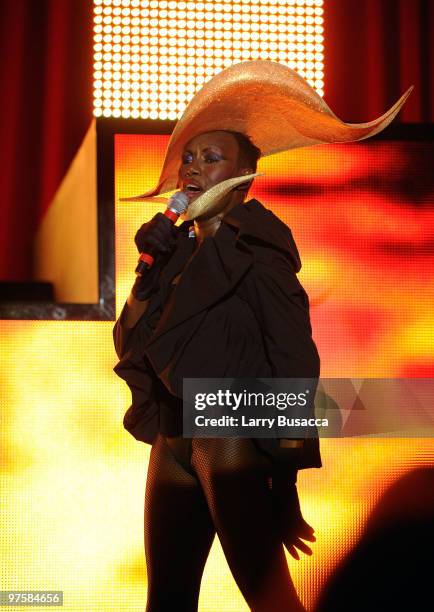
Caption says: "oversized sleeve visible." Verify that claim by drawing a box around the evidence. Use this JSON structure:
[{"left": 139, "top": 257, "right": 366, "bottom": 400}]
[
  {"left": 239, "top": 242, "right": 320, "bottom": 380},
  {"left": 112, "top": 298, "right": 161, "bottom": 444},
  {"left": 113, "top": 300, "right": 139, "bottom": 360},
  {"left": 238, "top": 238, "right": 322, "bottom": 469}
]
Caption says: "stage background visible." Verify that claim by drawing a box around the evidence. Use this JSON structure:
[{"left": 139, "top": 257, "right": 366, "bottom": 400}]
[
  {"left": 1, "top": 0, "right": 433, "bottom": 609},
  {"left": 1, "top": 0, "right": 433, "bottom": 281},
  {"left": 1, "top": 132, "right": 433, "bottom": 611}
]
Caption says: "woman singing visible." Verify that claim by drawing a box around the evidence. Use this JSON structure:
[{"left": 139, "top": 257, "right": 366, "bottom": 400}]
[{"left": 112, "top": 61, "right": 411, "bottom": 612}]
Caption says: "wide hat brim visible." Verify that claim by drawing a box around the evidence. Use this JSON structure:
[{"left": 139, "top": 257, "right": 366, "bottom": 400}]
[{"left": 121, "top": 60, "right": 413, "bottom": 201}]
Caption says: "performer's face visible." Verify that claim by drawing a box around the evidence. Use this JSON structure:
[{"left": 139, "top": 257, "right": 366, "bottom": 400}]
[{"left": 178, "top": 130, "right": 252, "bottom": 204}]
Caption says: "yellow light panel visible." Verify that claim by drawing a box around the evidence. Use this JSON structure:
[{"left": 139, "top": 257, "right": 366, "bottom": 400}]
[{"left": 93, "top": 0, "right": 324, "bottom": 119}]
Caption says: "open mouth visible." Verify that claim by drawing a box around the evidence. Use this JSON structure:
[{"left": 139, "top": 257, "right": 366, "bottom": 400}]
[{"left": 184, "top": 184, "right": 204, "bottom": 197}]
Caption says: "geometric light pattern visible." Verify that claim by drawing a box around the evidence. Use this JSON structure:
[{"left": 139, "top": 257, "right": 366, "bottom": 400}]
[
  {"left": 1, "top": 136, "right": 432, "bottom": 612},
  {"left": 113, "top": 134, "right": 434, "bottom": 610},
  {"left": 93, "top": 0, "right": 324, "bottom": 120}
]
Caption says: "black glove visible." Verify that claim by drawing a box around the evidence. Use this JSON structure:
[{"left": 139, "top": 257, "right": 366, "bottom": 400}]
[
  {"left": 131, "top": 213, "right": 179, "bottom": 301},
  {"left": 271, "top": 446, "right": 316, "bottom": 560},
  {"left": 134, "top": 212, "right": 178, "bottom": 255}
]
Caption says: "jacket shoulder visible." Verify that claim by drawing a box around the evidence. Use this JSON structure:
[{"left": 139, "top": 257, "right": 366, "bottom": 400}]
[{"left": 223, "top": 198, "right": 302, "bottom": 272}]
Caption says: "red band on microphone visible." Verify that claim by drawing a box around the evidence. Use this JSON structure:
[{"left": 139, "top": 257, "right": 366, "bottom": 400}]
[
  {"left": 164, "top": 209, "right": 179, "bottom": 223},
  {"left": 139, "top": 252, "right": 155, "bottom": 267}
]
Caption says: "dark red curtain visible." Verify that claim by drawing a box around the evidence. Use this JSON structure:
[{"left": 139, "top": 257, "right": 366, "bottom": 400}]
[
  {"left": 0, "top": 0, "right": 93, "bottom": 281},
  {"left": 0, "top": 1, "right": 432, "bottom": 281},
  {"left": 324, "top": 0, "right": 434, "bottom": 123}
]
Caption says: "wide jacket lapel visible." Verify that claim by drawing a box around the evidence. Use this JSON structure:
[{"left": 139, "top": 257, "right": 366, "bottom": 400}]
[
  {"left": 224, "top": 198, "right": 302, "bottom": 272},
  {"left": 145, "top": 220, "right": 253, "bottom": 347},
  {"left": 144, "top": 197, "right": 302, "bottom": 351}
]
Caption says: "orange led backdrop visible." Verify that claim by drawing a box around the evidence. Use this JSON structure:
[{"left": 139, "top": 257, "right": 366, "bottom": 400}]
[
  {"left": 0, "top": 131, "right": 433, "bottom": 611},
  {"left": 116, "top": 134, "right": 434, "bottom": 382},
  {"left": 114, "top": 133, "right": 434, "bottom": 608}
]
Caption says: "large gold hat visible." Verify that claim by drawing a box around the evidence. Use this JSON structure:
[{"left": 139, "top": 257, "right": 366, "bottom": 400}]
[{"left": 122, "top": 59, "right": 413, "bottom": 201}]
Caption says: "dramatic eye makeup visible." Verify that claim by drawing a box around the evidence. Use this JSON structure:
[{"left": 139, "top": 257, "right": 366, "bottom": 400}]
[
  {"left": 181, "top": 147, "right": 224, "bottom": 164},
  {"left": 204, "top": 154, "right": 222, "bottom": 163}
]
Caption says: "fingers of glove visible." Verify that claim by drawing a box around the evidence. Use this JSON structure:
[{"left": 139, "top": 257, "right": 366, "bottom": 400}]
[
  {"left": 286, "top": 522, "right": 316, "bottom": 543},
  {"left": 136, "top": 235, "right": 176, "bottom": 255},
  {"left": 134, "top": 228, "right": 148, "bottom": 253},
  {"left": 293, "top": 539, "right": 313, "bottom": 557},
  {"left": 284, "top": 538, "right": 313, "bottom": 559},
  {"left": 139, "top": 234, "right": 172, "bottom": 254},
  {"left": 151, "top": 213, "right": 179, "bottom": 244},
  {"left": 157, "top": 212, "right": 181, "bottom": 233},
  {"left": 151, "top": 213, "right": 178, "bottom": 240},
  {"left": 297, "top": 519, "right": 316, "bottom": 540},
  {"left": 292, "top": 537, "right": 313, "bottom": 556},
  {"left": 285, "top": 543, "right": 300, "bottom": 561},
  {"left": 135, "top": 223, "right": 165, "bottom": 250},
  {"left": 298, "top": 528, "right": 316, "bottom": 543},
  {"left": 134, "top": 213, "right": 177, "bottom": 253}
]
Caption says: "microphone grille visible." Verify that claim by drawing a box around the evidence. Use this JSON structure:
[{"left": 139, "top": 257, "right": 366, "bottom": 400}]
[{"left": 168, "top": 191, "right": 189, "bottom": 214}]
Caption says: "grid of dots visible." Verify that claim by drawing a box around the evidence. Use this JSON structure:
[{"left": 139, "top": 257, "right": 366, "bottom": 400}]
[
  {"left": 114, "top": 134, "right": 434, "bottom": 607},
  {"left": 93, "top": 0, "right": 325, "bottom": 120},
  {"left": 0, "top": 137, "right": 432, "bottom": 611}
]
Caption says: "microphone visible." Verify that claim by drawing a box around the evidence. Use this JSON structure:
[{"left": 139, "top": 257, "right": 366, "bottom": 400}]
[{"left": 135, "top": 190, "right": 189, "bottom": 275}]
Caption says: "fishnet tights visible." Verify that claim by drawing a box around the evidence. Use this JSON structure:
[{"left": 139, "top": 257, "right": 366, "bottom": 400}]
[{"left": 144, "top": 434, "right": 305, "bottom": 612}]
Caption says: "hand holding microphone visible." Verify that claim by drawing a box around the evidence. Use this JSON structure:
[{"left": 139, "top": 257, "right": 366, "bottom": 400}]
[{"left": 131, "top": 191, "right": 189, "bottom": 301}]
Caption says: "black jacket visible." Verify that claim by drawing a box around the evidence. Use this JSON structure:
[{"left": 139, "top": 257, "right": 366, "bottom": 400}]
[{"left": 113, "top": 198, "right": 322, "bottom": 470}]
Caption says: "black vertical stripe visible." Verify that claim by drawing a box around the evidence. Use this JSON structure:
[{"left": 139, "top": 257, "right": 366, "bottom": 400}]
[
  {"left": 381, "top": 0, "right": 401, "bottom": 114},
  {"left": 420, "top": 0, "right": 431, "bottom": 121}
]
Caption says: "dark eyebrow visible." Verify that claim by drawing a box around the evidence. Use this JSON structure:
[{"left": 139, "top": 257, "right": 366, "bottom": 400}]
[{"left": 182, "top": 146, "right": 223, "bottom": 155}]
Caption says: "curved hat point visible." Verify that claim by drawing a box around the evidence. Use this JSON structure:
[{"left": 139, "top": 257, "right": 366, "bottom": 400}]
[
  {"left": 118, "top": 195, "right": 169, "bottom": 203},
  {"left": 181, "top": 172, "right": 264, "bottom": 221},
  {"left": 341, "top": 85, "right": 414, "bottom": 141},
  {"left": 119, "top": 178, "right": 172, "bottom": 201}
]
